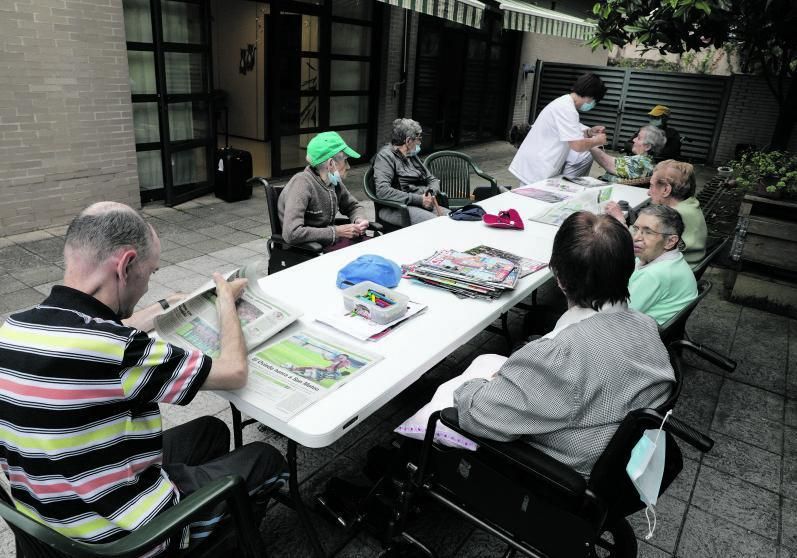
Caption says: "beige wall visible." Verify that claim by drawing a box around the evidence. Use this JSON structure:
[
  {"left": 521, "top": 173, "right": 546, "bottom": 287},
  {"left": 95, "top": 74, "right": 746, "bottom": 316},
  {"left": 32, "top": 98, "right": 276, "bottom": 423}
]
[
  {"left": 0, "top": 0, "right": 140, "bottom": 236},
  {"left": 510, "top": 33, "right": 608, "bottom": 125}
]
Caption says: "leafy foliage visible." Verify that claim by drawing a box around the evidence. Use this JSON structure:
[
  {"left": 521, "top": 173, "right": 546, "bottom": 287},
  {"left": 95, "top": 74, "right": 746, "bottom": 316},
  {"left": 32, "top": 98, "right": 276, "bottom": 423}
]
[{"left": 730, "top": 150, "right": 797, "bottom": 195}]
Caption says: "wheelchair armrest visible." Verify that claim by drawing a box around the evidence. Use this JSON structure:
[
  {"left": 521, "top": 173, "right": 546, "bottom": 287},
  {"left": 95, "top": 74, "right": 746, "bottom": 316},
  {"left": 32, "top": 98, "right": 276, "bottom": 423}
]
[
  {"left": 368, "top": 222, "right": 383, "bottom": 232},
  {"left": 438, "top": 408, "right": 586, "bottom": 500},
  {"left": 668, "top": 339, "right": 736, "bottom": 372},
  {"left": 664, "top": 415, "right": 714, "bottom": 453}
]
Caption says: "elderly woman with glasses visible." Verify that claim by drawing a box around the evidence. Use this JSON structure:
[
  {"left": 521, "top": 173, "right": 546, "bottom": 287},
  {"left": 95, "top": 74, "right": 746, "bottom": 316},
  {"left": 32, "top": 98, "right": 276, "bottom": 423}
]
[
  {"left": 372, "top": 118, "right": 449, "bottom": 226},
  {"left": 628, "top": 204, "right": 698, "bottom": 325}
]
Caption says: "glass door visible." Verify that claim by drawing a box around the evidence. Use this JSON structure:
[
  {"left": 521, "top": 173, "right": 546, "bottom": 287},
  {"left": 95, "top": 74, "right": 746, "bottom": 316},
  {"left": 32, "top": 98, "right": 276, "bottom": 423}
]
[
  {"left": 124, "top": 0, "right": 214, "bottom": 206},
  {"left": 267, "top": 0, "right": 380, "bottom": 176}
]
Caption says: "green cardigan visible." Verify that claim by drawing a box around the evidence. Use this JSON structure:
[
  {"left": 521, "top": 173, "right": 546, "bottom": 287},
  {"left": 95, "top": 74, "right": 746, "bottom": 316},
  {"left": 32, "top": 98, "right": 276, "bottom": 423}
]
[
  {"left": 674, "top": 197, "right": 707, "bottom": 265},
  {"left": 629, "top": 252, "right": 698, "bottom": 325}
]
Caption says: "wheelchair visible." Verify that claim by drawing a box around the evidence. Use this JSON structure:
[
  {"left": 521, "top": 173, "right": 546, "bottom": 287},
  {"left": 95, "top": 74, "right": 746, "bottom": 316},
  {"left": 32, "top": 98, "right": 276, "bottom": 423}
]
[{"left": 366, "top": 341, "right": 714, "bottom": 558}]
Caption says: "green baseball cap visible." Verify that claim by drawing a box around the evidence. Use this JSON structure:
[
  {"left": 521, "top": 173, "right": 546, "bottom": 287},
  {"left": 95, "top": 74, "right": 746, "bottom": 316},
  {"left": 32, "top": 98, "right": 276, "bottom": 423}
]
[{"left": 306, "top": 131, "right": 361, "bottom": 166}]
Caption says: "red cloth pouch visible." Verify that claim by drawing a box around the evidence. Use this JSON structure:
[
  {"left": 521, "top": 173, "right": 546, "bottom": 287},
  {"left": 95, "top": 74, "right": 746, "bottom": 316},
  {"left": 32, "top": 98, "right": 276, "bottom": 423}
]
[{"left": 482, "top": 208, "right": 524, "bottom": 230}]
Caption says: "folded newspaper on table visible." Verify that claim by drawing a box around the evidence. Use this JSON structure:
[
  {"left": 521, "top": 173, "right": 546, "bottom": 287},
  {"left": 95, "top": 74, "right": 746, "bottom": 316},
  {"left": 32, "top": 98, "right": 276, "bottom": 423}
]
[
  {"left": 242, "top": 329, "right": 382, "bottom": 421},
  {"left": 154, "top": 263, "right": 301, "bottom": 358},
  {"left": 513, "top": 176, "right": 607, "bottom": 202},
  {"left": 404, "top": 248, "right": 519, "bottom": 300},
  {"left": 527, "top": 186, "right": 614, "bottom": 227}
]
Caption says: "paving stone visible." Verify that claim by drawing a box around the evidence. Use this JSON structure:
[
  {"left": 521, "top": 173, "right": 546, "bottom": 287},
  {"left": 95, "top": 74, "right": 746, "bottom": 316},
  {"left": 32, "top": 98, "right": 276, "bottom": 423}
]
[
  {"left": 5, "top": 230, "right": 53, "bottom": 243},
  {"left": 0, "top": 273, "right": 27, "bottom": 295},
  {"left": 227, "top": 217, "right": 267, "bottom": 231},
  {"left": 628, "top": 493, "right": 686, "bottom": 554},
  {"left": 34, "top": 280, "right": 59, "bottom": 297},
  {"left": 691, "top": 465, "right": 780, "bottom": 540},
  {"left": 673, "top": 365, "right": 723, "bottom": 459},
  {"left": 728, "top": 307, "right": 789, "bottom": 393},
  {"left": 223, "top": 230, "right": 263, "bottom": 245},
  {"left": 238, "top": 238, "right": 271, "bottom": 254},
  {"left": 176, "top": 255, "right": 229, "bottom": 275},
  {"left": 135, "top": 282, "right": 178, "bottom": 312},
  {"left": 42, "top": 224, "right": 69, "bottom": 236},
  {"left": 711, "top": 379, "right": 784, "bottom": 454},
  {"left": 0, "top": 245, "right": 48, "bottom": 273},
  {"left": 183, "top": 238, "right": 235, "bottom": 254},
  {"left": 0, "top": 287, "right": 45, "bottom": 314},
  {"left": 667, "top": 456, "right": 699, "bottom": 503},
  {"left": 638, "top": 540, "right": 672, "bottom": 558},
  {"left": 784, "top": 426, "right": 797, "bottom": 500},
  {"left": 208, "top": 245, "right": 260, "bottom": 264},
  {"left": 702, "top": 430, "right": 781, "bottom": 492},
  {"left": 20, "top": 236, "right": 65, "bottom": 263},
  {"left": 789, "top": 320, "right": 797, "bottom": 399},
  {"left": 677, "top": 506, "right": 778, "bottom": 558},
  {"left": 158, "top": 246, "right": 204, "bottom": 265},
  {"left": 787, "top": 399, "right": 797, "bottom": 428},
  {"left": 159, "top": 230, "right": 213, "bottom": 247},
  {"left": 455, "top": 527, "right": 512, "bottom": 557},
  {"left": 149, "top": 264, "right": 199, "bottom": 285},
  {"left": 783, "top": 497, "right": 797, "bottom": 551},
  {"left": 15, "top": 264, "right": 64, "bottom": 287},
  {"left": 192, "top": 224, "right": 239, "bottom": 238}
]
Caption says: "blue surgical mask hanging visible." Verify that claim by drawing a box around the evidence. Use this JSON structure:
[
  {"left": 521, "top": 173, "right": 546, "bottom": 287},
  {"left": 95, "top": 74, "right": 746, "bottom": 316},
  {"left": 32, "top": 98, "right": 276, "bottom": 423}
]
[
  {"left": 650, "top": 118, "right": 663, "bottom": 127},
  {"left": 579, "top": 100, "right": 595, "bottom": 112},
  {"left": 327, "top": 161, "right": 341, "bottom": 186},
  {"left": 626, "top": 409, "right": 672, "bottom": 540},
  {"left": 414, "top": 144, "right": 422, "bottom": 156}
]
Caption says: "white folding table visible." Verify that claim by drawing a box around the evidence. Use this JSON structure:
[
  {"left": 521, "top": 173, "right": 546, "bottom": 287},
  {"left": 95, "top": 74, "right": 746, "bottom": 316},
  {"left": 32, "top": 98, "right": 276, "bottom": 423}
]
[{"left": 217, "top": 185, "right": 648, "bottom": 555}]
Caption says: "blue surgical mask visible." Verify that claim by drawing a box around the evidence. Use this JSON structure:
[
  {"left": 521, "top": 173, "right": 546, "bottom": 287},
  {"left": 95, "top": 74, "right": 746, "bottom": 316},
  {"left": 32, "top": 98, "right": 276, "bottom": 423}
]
[
  {"left": 328, "top": 170, "right": 341, "bottom": 186},
  {"left": 626, "top": 410, "right": 671, "bottom": 540},
  {"left": 579, "top": 100, "right": 595, "bottom": 112},
  {"left": 649, "top": 118, "right": 663, "bottom": 127},
  {"left": 414, "top": 144, "right": 421, "bottom": 156}
]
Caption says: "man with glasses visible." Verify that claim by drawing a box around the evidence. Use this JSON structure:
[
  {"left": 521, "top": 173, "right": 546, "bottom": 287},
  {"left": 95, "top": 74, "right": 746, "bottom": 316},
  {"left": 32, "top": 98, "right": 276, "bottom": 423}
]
[
  {"left": 279, "top": 131, "right": 370, "bottom": 252},
  {"left": 372, "top": 118, "right": 449, "bottom": 226},
  {"left": 627, "top": 204, "right": 698, "bottom": 325}
]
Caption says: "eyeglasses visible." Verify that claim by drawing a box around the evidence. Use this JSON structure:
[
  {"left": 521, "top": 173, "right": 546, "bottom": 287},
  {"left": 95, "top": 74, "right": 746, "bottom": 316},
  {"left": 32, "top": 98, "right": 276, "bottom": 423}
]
[{"left": 630, "top": 225, "right": 676, "bottom": 239}]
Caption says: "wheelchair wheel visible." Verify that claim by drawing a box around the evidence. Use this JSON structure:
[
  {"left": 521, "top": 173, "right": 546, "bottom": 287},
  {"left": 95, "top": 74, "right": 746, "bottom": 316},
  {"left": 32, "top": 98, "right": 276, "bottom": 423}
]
[{"left": 592, "top": 518, "right": 637, "bottom": 558}]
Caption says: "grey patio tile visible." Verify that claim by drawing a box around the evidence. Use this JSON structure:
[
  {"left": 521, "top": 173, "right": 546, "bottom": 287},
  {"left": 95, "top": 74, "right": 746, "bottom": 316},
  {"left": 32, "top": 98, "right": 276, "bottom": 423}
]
[
  {"left": 21, "top": 236, "right": 65, "bottom": 263},
  {"left": 238, "top": 238, "right": 271, "bottom": 254},
  {"left": 0, "top": 245, "right": 49, "bottom": 273},
  {"left": 790, "top": 320, "right": 797, "bottom": 399},
  {"left": 150, "top": 264, "right": 199, "bottom": 285},
  {"left": 208, "top": 245, "right": 260, "bottom": 264},
  {"left": 4, "top": 229, "right": 53, "bottom": 243},
  {"left": 0, "top": 522, "right": 16, "bottom": 557},
  {"left": 702, "top": 430, "right": 781, "bottom": 492},
  {"left": 176, "top": 255, "right": 229, "bottom": 275},
  {"left": 223, "top": 230, "right": 263, "bottom": 245},
  {"left": 160, "top": 391, "right": 230, "bottom": 432},
  {"left": 173, "top": 200, "right": 204, "bottom": 209},
  {"left": 42, "top": 224, "right": 69, "bottom": 236},
  {"left": 158, "top": 246, "right": 204, "bottom": 265},
  {"left": 711, "top": 379, "right": 784, "bottom": 454},
  {"left": 227, "top": 217, "right": 267, "bottom": 231},
  {"left": 158, "top": 230, "right": 213, "bottom": 247},
  {"left": 783, "top": 497, "right": 797, "bottom": 551},
  {"left": 143, "top": 217, "right": 193, "bottom": 235},
  {"left": 399, "top": 501, "right": 475, "bottom": 557},
  {"left": 728, "top": 307, "right": 789, "bottom": 393},
  {"left": 135, "top": 282, "right": 178, "bottom": 311},
  {"left": 15, "top": 264, "right": 64, "bottom": 287},
  {"left": 667, "top": 456, "right": 699, "bottom": 503},
  {"left": 0, "top": 273, "right": 27, "bottom": 295},
  {"left": 0, "top": 287, "right": 45, "bottom": 314},
  {"left": 629, "top": 494, "right": 686, "bottom": 554},
  {"left": 677, "top": 506, "right": 778, "bottom": 558},
  {"left": 156, "top": 238, "right": 181, "bottom": 252},
  {"left": 333, "top": 534, "right": 383, "bottom": 558},
  {"left": 34, "top": 280, "right": 59, "bottom": 296},
  {"left": 182, "top": 238, "right": 236, "bottom": 254},
  {"left": 691, "top": 465, "right": 780, "bottom": 540},
  {"left": 192, "top": 224, "right": 239, "bottom": 238},
  {"left": 783, "top": 426, "right": 797, "bottom": 499},
  {"left": 782, "top": 546, "right": 794, "bottom": 558},
  {"left": 683, "top": 287, "right": 742, "bottom": 374},
  {"left": 168, "top": 274, "right": 214, "bottom": 294},
  {"left": 456, "top": 527, "right": 513, "bottom": 557},
  {"left": 673, "top": 366, "right": 723, "bottom": 459},
  {"left": 638, "top": 540, "right": 672, "bottom": 558},
  {"left": 0, "top": 237, "right": 13, "bottom": 249},
  {"left": 788, "top": 399, "right": 797, "bottom": 428}
]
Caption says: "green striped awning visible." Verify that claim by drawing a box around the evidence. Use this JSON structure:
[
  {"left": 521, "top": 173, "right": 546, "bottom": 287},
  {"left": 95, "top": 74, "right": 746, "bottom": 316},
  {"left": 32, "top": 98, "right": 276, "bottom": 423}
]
[
  {"left": 377, "top": 0, "right": 485, "bottom": 29},
  {"left": 499, "top": 0, "right": 595, "bottom": 40}
]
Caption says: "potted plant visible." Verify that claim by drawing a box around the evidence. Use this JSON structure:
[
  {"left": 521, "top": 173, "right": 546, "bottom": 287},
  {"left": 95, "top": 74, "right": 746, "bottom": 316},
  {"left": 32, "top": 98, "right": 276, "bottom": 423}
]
[{"left": 728, "top": 150, "right": 797, "bottom": 199}]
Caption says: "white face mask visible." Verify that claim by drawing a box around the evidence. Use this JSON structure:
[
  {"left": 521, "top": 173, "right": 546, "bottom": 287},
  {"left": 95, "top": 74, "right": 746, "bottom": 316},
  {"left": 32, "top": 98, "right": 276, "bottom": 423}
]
[
  {"left": 327, "top": 161, "right": 341, "bottom": 186},
  {"left": 626, "top": 409, "right": 672, "bottom": 540}
]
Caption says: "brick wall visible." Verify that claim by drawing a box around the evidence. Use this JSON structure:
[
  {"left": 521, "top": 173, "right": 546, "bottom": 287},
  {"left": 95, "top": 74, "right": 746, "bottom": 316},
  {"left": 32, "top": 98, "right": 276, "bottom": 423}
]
[
  {"left": 0, "top": 0, "right": 140, "bottom": 237},
  {"left": 376, "top": 6, "right": 418, "bottom": 149},
  {"left": 510, "top": 33, "right": 608, "bottom": 125},
  {"left": 713, "top": 75, "right": 797, "bottom": 164}
]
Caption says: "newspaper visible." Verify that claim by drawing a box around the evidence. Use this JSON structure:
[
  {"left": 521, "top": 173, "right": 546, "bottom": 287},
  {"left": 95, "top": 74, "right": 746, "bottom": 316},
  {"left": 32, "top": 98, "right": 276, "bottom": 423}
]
[
  {"left": 242, "top": 329, "right": 382, "bottom": 421},
  {"left": 527, "top": 186, "right": 614, "bottom": 226},
  {"left": 154, "top": 263, "right": 301, "bottom": 358}
]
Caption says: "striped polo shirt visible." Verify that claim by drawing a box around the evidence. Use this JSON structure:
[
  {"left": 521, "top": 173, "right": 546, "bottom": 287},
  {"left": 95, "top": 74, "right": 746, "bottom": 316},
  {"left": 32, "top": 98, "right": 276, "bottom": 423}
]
[{"left": 0, "top": 286, "right": 211, "bottom": 549}]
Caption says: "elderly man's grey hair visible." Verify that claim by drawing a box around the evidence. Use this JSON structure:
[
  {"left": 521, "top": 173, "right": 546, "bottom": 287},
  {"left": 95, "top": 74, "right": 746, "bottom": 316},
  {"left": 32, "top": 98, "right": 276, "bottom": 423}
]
[
  {"left": 64, "top": 202, "right": 154, "bottom": 264},
  {"left": 390, "top": 118, "right": 423, "bottom": 146},
  {"left": 637, "top": 204, "right": 685, "bottom": 240},
  {"left": 654, "top": 159, "right": 695, "bottom": 200},
  {"left": 639, "top": 125, "right": 666, "bottom": 155}
]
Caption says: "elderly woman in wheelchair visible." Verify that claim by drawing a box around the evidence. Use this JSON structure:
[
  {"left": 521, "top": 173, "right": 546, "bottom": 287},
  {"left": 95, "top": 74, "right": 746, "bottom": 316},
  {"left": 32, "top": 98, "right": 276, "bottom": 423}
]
[{"left": 319, "top": 211, "right": 713, "bottom": 558}]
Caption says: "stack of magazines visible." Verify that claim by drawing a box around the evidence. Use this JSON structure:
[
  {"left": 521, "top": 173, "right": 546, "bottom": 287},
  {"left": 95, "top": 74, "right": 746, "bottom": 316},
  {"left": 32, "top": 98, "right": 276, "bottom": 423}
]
[{"left": 403, "top": 247, "right": 538, "bottom": 300}]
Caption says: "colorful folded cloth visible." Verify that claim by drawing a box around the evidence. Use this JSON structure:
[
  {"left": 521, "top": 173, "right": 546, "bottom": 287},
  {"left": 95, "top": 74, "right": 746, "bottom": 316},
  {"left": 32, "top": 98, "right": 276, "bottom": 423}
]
[{"left": 482, "top": 208, "right": 524, "bottom": 230}]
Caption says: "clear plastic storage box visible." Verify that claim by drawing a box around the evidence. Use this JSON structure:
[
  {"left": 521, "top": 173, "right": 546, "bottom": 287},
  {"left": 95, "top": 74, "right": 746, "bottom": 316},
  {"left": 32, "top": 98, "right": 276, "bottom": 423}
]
[{"left": 342, "top": 281, "right": 409, "bottom": 324}]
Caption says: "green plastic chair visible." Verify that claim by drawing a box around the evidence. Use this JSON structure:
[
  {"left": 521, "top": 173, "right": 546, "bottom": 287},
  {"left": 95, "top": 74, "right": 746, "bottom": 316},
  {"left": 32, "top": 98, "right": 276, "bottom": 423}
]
[
  {"left": 362, "top": 166, "right": 411, "bottom": 232},
  {"left": 0, "top": 475, "right": 266, "bottom": 558},
  {"left": 423, "top": 150, "right": 499, "bottom": 210}
]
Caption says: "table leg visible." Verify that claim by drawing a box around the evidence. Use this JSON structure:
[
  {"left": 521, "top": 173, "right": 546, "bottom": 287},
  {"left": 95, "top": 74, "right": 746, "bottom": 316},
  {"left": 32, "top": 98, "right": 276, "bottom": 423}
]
[
  {"left": 287, "top": 439, "right": 327, "bottom": 558},
  {"left": 231, "top": 403, "right": 244, "bottom": 449}
]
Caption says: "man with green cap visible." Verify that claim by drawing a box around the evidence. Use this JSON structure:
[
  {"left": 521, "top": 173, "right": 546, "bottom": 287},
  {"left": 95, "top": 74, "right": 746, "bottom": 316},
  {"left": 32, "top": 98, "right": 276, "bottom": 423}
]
[{"left": 278, "top": 131, "right": 370, "bottom": 251}]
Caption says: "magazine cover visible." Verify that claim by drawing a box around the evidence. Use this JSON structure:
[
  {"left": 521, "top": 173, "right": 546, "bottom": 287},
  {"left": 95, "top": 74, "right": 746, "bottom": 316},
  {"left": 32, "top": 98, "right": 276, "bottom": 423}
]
[
  {"left": 420, "top": 250, "right": 516, "bottom": 284},
  {"left": 465, "top": 245, "right": 548, "bottom": 278},
  {"left": 243, "top": 330, "right": 382, "bottom": 421}
]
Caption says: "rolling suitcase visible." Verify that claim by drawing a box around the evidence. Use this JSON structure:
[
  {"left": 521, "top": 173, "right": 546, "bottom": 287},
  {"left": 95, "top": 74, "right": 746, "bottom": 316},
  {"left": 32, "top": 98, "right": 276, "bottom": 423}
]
[{"left": 214, "top": 147, "right": 253, "bottom": 202}]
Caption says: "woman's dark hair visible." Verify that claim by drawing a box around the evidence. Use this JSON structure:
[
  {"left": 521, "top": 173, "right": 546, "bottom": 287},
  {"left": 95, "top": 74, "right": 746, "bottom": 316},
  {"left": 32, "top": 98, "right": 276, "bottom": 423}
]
[
  {"left": 571, "top": 73, "right": 607, "bottom": 102},
  {"left": 549, "top": 211, "right": 635, "bottom": 310}
]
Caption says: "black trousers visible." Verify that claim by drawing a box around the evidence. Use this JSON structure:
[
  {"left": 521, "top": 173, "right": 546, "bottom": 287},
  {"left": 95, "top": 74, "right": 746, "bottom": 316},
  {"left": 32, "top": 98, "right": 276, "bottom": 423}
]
[{"left": 161, "top": 416, "right": 288, "bottom": 550}]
